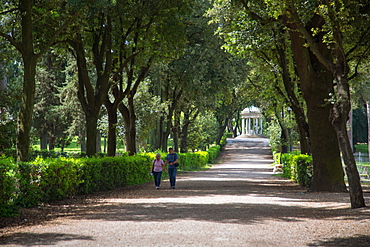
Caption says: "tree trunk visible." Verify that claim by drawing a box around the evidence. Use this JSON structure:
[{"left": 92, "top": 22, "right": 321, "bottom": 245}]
[
  {"left": 162, "top": 116, "right": 172, "bottom": 152},
  {"left": 68, "top": 15, "right": 112, "bottom": 157},
  {"left": 15, "top": 0, "right": 37, "bottom": 162},
  {"left": 69, "top": 36, "right": 99, "bottom": 156},
  {"left": 331, "top": 104, "right": 365, "bottom": 208},
  {"left": 40, "top": 132, "right": 48, "bottom": 150},
  {"left": 153, "top": 116, "right": 164, "bottom": 150},
  {"left": 105, "top": 108, "right": 117, "bottom": 156},
  {"left": 287, "top": 17, "right": 346, "bottom": 192},
  {"left": 329, "top": 53, "right": 365, "bottom": 208},
  {"left": 49, "top": 134, "right": 56, "bottom": 151},
  {"left": 216, "top": 117, "right": 228, "bottom": 146},
  {"left": 79, "top": 131, "right": 86, "bottom": 153},
  {"left": 306, "top": 93, "right": 346, "bottom": 192},
  {"left": 275, "top": 108, "right": 289, "bottom": 154},
  {"left": 85, "top": 111, "right": 99, "bottom": 156},
  {"left": 104, "top": 86, "right": 124, "bottom": 157},
  {"left": 348, "top": 109, "right": 353, "bottom": 151},
  {"left": 17, "top": 57, "right": 37, "bottom": 162},
  {"left": 106, "top": 104, "right": 117, "bottom": 156},
  {"left": 275, "top": 33, "right": 311, "bottom": 154},
  {"left": 119, "top": 98, "right": 136, "bottom": 156},
  {"left": 96, "top": 130, "right": 101, "bottom": 153},
  {"left": 161, "top": 100, "right": 176, "bottom": 152},
  {"left": 367, "top": 101, "right": 370, "bottom": 162},
  {"left": 180, "top": 111, "right": 190, "bottom": 153},
  {"left": 290, "top": 5, "right": 365, "bottom": 208},
  {"left": 173, "top": 109, "right": 181, "bottom": 152}
]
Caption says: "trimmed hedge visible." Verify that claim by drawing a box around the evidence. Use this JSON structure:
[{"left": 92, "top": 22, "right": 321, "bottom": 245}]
[
  {"left": 0, "top": 145, "right": 221, "bottom": 217},
  {"left": 274, "top": 151, "right": 313, "bottom": 187},
  {"left": 0, "top": 157, "right": 20, "bottom": 217},
  {"left": 207, "top": 145, "right": 221, "bottom": 164}
]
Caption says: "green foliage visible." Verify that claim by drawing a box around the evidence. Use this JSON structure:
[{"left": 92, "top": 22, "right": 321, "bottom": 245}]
[
  {"left": 77, "top": 155, "right": 152, "bottom": 194},
  {"left": 295, "top": 155, "right": 313, "bottom": 187},
  {"left": 280, "top": 151, "right": 312, "bottom": 187},
  {"left": 38, "top": 158, "right": 81, "bottom": 202},
  {"left": 272, "top": 152, "right": 281, "bottom": 164},
  {"left": 355, "top": 144, "right": 369, "bottom": 154},
  {"left": 0, "top": 156, "right": 19, "bottom": 217},
  {"left": 16, "top": 162, "right": 43, "bottom": 208},
  {"left": 207, "top": 145, "right": 221, "bottom": 164},
  {"left": 0, "top": 156, "right": 16, "bottom": 205},
  {"left": 265, "top": 116, "right": 298, "bottom": 153},
  {"left": 353, "top": 107, "right": 368, "bottom": 144},
  {"left": 2, "top": 149, "right": 17, "bottom": 160},
  {"left": 220, "top": 134, "right": 228, "bottom": 147},
  {"left": 178, "top": 152, "right": 207, "bottom": 170},
  {"left": 176, "top": 145, "right": 220, "bottom": 170},
  {"left": 0, "top": 141, "right": 221, "bottom": 217},
  {"left": 0, "top": 121, "right": 16, "bottom": 151},
  {"left": 0, "top": 203, "right": 19, "bottom": 218}
]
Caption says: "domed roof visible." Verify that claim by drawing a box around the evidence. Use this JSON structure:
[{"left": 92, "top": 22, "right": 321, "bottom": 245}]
[{"left": 241, "top": 107, "right": 262, "bottom": 118}]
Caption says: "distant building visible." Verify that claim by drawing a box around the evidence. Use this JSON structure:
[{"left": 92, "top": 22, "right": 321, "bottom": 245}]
[{"left": 241, "top": 107, "right": 263, "bottom": 136}]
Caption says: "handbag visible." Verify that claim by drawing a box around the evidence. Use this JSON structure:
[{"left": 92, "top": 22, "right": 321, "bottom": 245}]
[{"left": 175, "top": 163, "right": 179, "bottom": 167}]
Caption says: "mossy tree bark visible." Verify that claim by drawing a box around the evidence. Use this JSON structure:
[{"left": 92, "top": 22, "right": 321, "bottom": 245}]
[{"left": 285, "top": 15, "right": 346, "bottom": 192}]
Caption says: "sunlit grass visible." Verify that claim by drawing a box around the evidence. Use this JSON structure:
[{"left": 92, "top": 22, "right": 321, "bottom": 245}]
[
  {"left": 355, "top": 144, "right": 369, "bottom": 154},
  {"left": 32, "top": 138, "right": 125, "bottom": 153}
]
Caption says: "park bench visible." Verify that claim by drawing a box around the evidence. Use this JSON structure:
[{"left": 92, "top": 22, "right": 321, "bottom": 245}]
[{"left": 358, "top": 164, "right": 370, "bottom": 179}]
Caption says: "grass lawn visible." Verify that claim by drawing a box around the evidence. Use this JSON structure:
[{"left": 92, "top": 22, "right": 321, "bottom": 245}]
[
  {"left": 32, "top": 138, "right": 125, "bottom": 153},
  {"left": 355, "top": 144, "right": 369, "bottom": 154}
]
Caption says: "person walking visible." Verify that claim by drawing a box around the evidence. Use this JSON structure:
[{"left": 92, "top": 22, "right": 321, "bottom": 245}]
[
  {"left": 165, "top": 148, "right": 178, "bottom": 189},
  {"left": 151, "top": 153, "right": 165, "bottom": 189}
]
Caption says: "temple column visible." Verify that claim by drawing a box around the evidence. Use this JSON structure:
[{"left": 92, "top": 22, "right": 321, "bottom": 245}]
[
  {"left": 247, "top": 118, "right": 250, "bottom": 134},
  {"left": 242, "top": 118, "right": 245, "bottom": 135},
  {"left": 259, "top": 118, "right": 263, "bottom": 134}
]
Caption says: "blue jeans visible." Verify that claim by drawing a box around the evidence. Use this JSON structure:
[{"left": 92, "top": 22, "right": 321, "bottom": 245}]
[
  {"left": 153, "top": 171, "right": 162, "bottom": 187},
  {"left": 168, "top": 167, "right": 177, "bottom": 187}
]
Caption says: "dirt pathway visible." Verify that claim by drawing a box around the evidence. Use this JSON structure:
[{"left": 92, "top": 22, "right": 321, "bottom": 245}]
[{"left": 1, "top": 138, "right": 370, "bottom": 246}]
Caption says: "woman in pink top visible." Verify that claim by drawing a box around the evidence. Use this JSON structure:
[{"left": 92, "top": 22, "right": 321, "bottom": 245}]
[{"left": 151, "top": 153, "right": 165, "bottom": 189}]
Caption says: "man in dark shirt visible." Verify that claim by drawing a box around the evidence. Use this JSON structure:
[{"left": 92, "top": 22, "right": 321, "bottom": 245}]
[{"left": 165, "top": 148, "right": 178, "bottom": 189}]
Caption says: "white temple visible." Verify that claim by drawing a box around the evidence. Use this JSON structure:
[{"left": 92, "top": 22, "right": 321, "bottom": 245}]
[{"left": 241, "top": 107, "right": 263, "bottom": 135}]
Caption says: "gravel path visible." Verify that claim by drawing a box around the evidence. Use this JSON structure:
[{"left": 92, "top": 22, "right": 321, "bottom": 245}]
[{"left": 1, "top": 138, "right": 370, "bottom": 246}]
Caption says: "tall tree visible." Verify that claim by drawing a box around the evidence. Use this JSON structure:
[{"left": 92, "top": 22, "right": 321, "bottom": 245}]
[
  {"left": 66, "top": 3, "right": 114, "bottom": 156},
  {"left": 209, "top": 0, "right": 347, "bottom": 193},
  {"left": 285, "top": 0, "right": 366, "bottom": 208},
  {"left": 0, "top": 0, "right": 77, "bottom": 161},
  {"left": 150, "top": 0, "right": 251, "bottom": 151},
  {"left": 109, "top": 0, "right": 189, "bottom": 155},
  {"left": 34, "top": 52, "right": 70, "bottom": 150}
]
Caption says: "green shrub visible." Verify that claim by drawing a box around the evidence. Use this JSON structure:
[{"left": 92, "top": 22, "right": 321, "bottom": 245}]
[
  {"left": 1, "top": 146, "right": 221, "bottom": 216},
  {"left": 0, "top": 156, "right": 16, "bottom": 205},
  {"left": 0, "top": 156, "right": 18, "bottom": 216},
  {"left": 78, "top": 154, "right": 152, "bottom": 194},
  {"left": 281, "top": 153, "right": 295, "bottom": 179},
  {"left": 38, "top": 158, "right": 81, "bottom": 202},
  {"left": 3, "top": 149, "right": 16, "bottom": 160},
  {"left": 295, "top": 155, "right": 313, "bottom": 187},
  {"left": 220, "top": 136, "right": 227, "bottom": 147},
  {"left": 207, "top": 145, "right": 221, "bottom": 163},
  {"left": 280, "top": 151, "right": 312, "bottom": 187},
  {"left": 16, "top": 162, "right": 43, "bottom": 207},
  {"left": 123, "top": 155, "right": 152, "bottom": 185}
]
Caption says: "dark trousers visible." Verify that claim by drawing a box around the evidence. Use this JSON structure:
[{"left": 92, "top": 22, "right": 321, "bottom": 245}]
[
  {"left": 168, "top": 167, "right": 177, "bottom": 187},
  {"left": 153, "top": 171, "right": 162, "bottom": 187}
]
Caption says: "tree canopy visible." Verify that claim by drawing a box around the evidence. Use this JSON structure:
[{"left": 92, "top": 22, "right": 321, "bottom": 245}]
[{"left": 1, "top": 0, "right": 370, "bottom": 208}]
